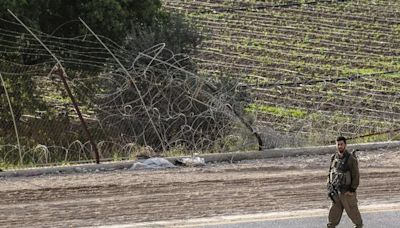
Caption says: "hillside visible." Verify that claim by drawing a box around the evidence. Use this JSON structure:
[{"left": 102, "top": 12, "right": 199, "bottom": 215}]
[{"left": 163, "top": 0, "right": 400, "bottom": 144}]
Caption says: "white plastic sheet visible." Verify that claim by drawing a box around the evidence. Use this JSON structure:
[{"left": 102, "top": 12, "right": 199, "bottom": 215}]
[{"left": 130, "top": 158, "right": 176, "bottom": 170}]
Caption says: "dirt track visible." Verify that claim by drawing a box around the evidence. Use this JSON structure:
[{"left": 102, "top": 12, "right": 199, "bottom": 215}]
[{"left": 1, "top": 148, "right": 400, "bottom": 228}]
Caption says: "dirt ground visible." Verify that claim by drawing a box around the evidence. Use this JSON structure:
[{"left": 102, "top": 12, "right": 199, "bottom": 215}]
[{"left": 1, "top": 148, "right": 400, "bottom": 227}]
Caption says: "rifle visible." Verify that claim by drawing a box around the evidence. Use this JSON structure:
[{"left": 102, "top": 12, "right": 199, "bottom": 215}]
[{"left": 327, "top": 172, "right": 344, "bottom": 202}]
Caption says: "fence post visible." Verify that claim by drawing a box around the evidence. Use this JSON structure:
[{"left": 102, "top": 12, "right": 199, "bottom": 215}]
[
  {"left": 55, "top": 67, "right": 101, "bottom": 164},
  {"left": 8, "top": 9, "right": 100, "bottom": 164},
  {"left": 0, "top": 73, "right": 23, "bottom": 164}
]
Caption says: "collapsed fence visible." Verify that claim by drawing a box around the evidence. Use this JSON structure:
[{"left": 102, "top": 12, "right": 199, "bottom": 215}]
[
  {"left": 2, "top": 0, "right": 400, "bottom": 166},
  {"left": 0, "top": 14, "right": 259, "bottom": 166}
]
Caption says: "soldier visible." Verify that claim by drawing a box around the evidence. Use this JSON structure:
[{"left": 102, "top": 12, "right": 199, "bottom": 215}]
[{"left": 327, "top": 136, "right": 363, "bottom": 228}]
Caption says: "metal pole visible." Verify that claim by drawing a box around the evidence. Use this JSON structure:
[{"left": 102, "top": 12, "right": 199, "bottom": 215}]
[
  {"left": 0, "top": 73, "right": 23, "bottom": 164},
  {"left": 55, "top": 67, "right": 100, "bottom": 163},
  {"left": 8, "top": 9, "right": 100, "bottom": 164}
]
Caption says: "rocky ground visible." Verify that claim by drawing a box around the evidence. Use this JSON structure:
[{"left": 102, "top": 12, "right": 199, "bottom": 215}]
[{"left": 1, "top": 148, "right": 400, "bottom": 227}]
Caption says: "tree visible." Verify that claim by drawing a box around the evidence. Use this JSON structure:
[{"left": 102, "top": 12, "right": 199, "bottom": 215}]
[
  {"left": 0, "top": 0, "right": 162, "bottom": 44},
  {"left": 124, "top": 13, "right": 202, "bottom": 57}
]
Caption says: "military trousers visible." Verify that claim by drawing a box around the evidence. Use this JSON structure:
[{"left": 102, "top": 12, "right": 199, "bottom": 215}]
[{"left": 327, "top": 193, "right": 363, "bottom": 228}]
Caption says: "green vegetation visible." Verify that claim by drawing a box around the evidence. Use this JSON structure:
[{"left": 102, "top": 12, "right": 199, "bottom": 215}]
[
  {"left": 0, "top": 0, "right": 163, "bottom": 44},
  {"left": 163, "top": 0, "right": 400, "bottom": 146},
  {"left": 0, "top": 0, "right": 209, "bottom": 166},
  {"left": 2, "top": 0, "right": 400, "bottom": 166},
  {"left": 245, "top": 104, "right": 307, "bottom": 118}
]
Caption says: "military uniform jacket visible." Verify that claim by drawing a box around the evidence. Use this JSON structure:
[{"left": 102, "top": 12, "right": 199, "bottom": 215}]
[{"left": 328, "top": 150, "right": 360, "bottom": 193}]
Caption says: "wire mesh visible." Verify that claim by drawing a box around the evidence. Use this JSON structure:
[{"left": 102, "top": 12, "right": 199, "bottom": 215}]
[
  {"left": 0, "top": 17, "right": 255, "bottom": 165},
  {"left": 2, "top": 0, "right": 400, "bottom": 165}
]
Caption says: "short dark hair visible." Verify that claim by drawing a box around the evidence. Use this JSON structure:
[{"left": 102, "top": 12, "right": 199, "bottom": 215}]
[{"left": 336, "top": 136, "right": 346, "bottom": 144}]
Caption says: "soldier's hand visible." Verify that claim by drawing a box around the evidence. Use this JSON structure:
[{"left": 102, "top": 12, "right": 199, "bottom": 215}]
[{"left": 344, "top": 191, "right": 354, "bottom": 196}]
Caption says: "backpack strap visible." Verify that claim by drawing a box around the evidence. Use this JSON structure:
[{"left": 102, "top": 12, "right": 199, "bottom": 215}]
[
  {"left": 330, "top": 153, "right": 336, "bottom": 162},
  {"left": 351, "top": 149, "right": 359, "bottom": 159}
]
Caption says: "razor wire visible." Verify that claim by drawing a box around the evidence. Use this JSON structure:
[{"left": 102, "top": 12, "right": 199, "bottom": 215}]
[
  {"left": 2, "top": 0, "right": 400, "bottom": 165},
  {"left": 0, "top": 17, "right": 256, "bottom": 165}
]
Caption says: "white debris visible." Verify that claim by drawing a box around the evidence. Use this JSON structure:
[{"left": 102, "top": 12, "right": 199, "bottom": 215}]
[
  {"left": 130, "top": 158, "right": 176, "bottom": 170},
  {"left": 178, "top": 156, "right": 206, "bottom": 167}
]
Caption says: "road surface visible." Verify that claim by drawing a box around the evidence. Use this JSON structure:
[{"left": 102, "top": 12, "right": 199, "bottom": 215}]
[
  {"left": 1, "top": 148, "right": 400, "bottom": 227},
  {"left": 195, "top": 208, "right": 400, "bottom": 228}
]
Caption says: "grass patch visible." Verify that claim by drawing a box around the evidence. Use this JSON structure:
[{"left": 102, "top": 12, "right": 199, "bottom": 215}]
[
  {"left": 0, "top": 162, "right": 19, "bottom": 170},
  {"left": 245, "top": 103, "right": 307, "bottom": 118}
]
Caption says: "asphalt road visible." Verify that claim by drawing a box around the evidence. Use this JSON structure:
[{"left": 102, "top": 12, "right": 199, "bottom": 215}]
[
  {"left": 195, "top": 210, "right": 400, "bottom": 228},
  {"left": 100, "top": 206, "right": 400, "bottom": 228}
]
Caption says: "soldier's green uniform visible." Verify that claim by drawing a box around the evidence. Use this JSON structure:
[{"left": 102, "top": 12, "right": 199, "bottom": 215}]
[{"left": 327, "top": 150, "right": 363, "bottom": 228}]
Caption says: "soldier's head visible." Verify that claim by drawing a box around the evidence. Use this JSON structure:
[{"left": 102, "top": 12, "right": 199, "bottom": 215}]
[{"left": 336, "top": 136, "right": 347, "bottom": 154}]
